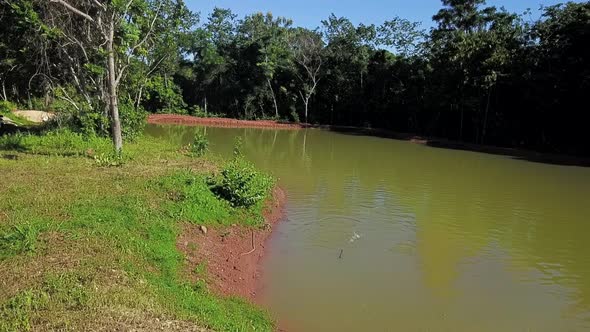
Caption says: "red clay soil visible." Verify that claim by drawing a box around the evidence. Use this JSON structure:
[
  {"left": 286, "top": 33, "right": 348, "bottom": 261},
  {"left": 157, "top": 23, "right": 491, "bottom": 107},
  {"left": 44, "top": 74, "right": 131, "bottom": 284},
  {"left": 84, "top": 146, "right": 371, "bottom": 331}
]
[
  {"left": 176, "top": 187, "right": 286, "bottom": 302},
  {"left": 149, "top": 114, "right": 306, "bottom": 130}
]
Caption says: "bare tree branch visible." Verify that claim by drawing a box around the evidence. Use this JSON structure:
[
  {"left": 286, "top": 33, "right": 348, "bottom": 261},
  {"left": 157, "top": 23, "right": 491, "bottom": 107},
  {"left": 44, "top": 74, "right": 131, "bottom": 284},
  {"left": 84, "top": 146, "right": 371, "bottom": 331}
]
[{"left": 49, "top": 0, "right": 95, "bottom": 23}]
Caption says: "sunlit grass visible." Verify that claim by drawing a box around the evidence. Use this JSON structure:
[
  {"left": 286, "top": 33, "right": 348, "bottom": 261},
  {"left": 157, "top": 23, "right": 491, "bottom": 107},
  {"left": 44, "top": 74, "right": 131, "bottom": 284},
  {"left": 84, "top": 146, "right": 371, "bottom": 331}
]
[{"left": 0, "top": 131, "right": 274, "bottom": 331}]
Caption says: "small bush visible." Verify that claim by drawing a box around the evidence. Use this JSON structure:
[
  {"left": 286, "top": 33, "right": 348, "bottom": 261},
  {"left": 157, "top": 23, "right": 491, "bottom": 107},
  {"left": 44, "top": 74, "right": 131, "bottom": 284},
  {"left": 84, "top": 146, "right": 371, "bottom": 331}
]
[
  {"left": 189, "top": 132, "right": 209, "bottom": 157},
  {"left": 0, "top": 100, "right": 17, "bottom": 114},
  {"left": 119, "top": 102, "right": 147, "bottom": 141},
  {"left": 0, "top": 133, "right": 25, "bottom": 151},
  {"left": 209, "top": 158, "right": 274, "bottom": 208},
  {"left": 290, "top": 108, "right": 300, "bottom": 123},
  {"left": 189, "top": 105, "right": 223, "bottom": 118}
]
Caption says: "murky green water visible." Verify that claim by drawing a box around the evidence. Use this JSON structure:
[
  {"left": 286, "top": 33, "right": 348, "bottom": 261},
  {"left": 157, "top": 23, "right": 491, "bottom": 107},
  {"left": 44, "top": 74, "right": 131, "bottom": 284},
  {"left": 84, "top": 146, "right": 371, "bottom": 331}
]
[{"left": 147, "top": 124, "right": 590, "bottom": 332}]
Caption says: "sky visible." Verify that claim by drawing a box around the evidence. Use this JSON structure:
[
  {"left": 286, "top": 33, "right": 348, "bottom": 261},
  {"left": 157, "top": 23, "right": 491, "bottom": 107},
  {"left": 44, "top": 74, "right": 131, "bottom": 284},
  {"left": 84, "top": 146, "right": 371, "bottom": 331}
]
[{"left": 185, "top": 0, "right": 575, "bottom": 29}]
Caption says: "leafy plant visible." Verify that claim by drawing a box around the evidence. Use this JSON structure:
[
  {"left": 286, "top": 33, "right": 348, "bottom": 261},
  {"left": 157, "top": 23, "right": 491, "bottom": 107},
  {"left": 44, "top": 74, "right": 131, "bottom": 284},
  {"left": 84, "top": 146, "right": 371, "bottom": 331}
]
[
  {"left": 209, "top": 158, "right": 274, "bottom": 208},
  {"left": 94, "top": 151, "right": 126, "bottom": 167},
  {"left": 189, "top": 105, "right": 223, "bottom": 118},
  {"left": 0, "top": 100, "right": 17, "bottom": 114},
  {"left": 189, "top": 131, "right": 209, "bottom": 157},
  {"left": 233, "top": 136, "right": 243, "bottom": 157},
  {"left": 0, "top": 133, "right": 25, "bottom": 151},
  {"left": 290, "top": 108, "right": 300, "bottom": 123},
  {"left": 119, "top": 102, "right": 147, "bottom": 141}
]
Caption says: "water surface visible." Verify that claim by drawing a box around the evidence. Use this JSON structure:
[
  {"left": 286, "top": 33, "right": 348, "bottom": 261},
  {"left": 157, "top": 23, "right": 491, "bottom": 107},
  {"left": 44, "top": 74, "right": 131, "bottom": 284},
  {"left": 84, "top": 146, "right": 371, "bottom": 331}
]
[{"left": 147, "top": 124, "right": 590, "bottom": 332}]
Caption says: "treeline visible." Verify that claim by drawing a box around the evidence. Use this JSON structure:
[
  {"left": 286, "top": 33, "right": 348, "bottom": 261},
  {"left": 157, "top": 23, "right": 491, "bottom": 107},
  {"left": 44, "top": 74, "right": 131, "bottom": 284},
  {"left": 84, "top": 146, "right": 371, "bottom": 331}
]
[{"left": 1, "top": 0, "right": 589, "bottom": 155}]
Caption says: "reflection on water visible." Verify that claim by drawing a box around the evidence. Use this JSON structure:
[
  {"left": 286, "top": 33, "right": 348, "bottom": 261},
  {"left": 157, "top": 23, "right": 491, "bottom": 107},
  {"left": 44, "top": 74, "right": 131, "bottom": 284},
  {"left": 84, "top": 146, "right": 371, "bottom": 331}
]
[{"left": 147, "top": 124, "right": 590, "bottom": 331}]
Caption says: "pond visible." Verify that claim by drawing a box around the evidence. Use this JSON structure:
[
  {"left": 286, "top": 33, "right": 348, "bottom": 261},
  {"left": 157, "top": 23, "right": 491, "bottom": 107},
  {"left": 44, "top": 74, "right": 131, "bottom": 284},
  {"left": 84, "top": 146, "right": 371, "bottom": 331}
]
[{"left": 147, "top": 124, "right": 590, "bottom": 332}]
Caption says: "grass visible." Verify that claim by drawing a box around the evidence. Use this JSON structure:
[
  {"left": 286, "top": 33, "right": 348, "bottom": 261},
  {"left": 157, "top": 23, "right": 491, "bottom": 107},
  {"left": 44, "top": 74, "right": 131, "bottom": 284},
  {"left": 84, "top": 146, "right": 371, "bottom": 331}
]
[{"left": 0, "top": 130, "right": 275, "bottom": 331}]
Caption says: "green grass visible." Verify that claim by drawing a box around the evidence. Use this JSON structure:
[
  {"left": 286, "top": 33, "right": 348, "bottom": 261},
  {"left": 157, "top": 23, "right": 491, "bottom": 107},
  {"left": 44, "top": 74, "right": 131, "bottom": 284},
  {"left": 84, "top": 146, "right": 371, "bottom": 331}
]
[
  {"left": 0, "top": 131, "right": 275, "bottom": 331},
  {"left": 0, "top": 129, "right": 113, "bottom": 156}
]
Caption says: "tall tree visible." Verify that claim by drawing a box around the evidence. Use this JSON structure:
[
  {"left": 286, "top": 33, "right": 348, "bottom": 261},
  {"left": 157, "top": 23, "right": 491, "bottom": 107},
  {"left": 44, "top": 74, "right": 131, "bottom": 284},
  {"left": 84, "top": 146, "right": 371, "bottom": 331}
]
[
  {"left": 290, "top": 28, "right": 323, "bottom": 123},
  {"left": 239, "top": 12, "right": 292, "bottom": 118},
  {"left": 37, "top": 0, "right": 190, "bottom": 152}
]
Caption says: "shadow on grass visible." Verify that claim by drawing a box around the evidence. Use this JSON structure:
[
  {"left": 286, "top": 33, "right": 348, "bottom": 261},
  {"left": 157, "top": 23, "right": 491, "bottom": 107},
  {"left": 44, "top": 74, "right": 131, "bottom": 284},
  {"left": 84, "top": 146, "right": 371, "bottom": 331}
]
[{"left": 1, "top": 154, "right": 19, "bottom": 160}]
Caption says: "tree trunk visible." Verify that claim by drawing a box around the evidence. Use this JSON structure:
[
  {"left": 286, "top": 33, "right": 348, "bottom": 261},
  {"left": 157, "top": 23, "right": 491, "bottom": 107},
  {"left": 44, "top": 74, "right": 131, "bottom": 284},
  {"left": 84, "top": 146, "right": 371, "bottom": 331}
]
[
  {"left": 330, "top": 103, "right": 334, "bottom": 125},
  {"left": 107, "top": 20, "right": 123, "bottom": 153},
  {"left": 136, "top": 85, "right": 143, "bottom": 109},
  {"left": 482, "top": 88, "right": 492, "bottom": 145},
  {"left": 267, "top": 78, "right": 279, "bottom": 118},
  {"left": 304, "top": 99, "right": 309, "bottom": 123},
  {"left": 460, "top": 105, "right": 464, "bottom": 140},
  {"left": 1, "top": 81, "right": 6, "bottom": 102}
]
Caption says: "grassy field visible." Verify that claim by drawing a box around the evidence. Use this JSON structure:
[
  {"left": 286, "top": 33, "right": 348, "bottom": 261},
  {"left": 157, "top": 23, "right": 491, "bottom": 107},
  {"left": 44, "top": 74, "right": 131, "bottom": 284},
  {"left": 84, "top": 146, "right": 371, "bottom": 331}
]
[{"left": 0, "top": 130, "right": 274, "bottom": 331}]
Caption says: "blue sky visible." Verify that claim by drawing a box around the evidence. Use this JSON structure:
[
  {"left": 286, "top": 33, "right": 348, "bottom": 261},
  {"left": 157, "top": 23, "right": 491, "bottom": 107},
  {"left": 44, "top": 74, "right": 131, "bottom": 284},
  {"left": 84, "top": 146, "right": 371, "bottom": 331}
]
[{"left": 185, "top": 0, "right": 574, "bottom": 29}]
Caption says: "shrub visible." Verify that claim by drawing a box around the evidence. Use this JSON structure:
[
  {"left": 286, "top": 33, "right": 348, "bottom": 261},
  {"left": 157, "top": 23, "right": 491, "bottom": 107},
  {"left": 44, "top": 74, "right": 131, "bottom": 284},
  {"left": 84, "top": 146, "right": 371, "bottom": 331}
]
[
  {"left": 119, "top": 102, "right": 147, "bottom": 141},
  {"left": 189, "top": 131, "right": 209, "bottom": 157},
  {"left": 233, "top": 136, "right": 243, "bottom": 157},
  {"left": 0, "top": 133, "right": 25, "bottom": 151},
  {"left": 0, "top": 101, "right": 17, "bottom": 114},
  {"left": 189, "top": 105, "right": 223, "bottom": 118},
  {"left": 209, "top": 158, "right": 273, "bottom": 208},
  {"left": 143, "top": 76, "right": 187, "bottom": 115}
]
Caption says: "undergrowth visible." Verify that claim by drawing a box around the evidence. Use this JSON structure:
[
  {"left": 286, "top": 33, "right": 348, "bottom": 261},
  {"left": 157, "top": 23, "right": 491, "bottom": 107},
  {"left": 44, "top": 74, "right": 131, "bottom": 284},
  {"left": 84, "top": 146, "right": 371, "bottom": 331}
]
[{"left": 0, "top": 129, "right": 112, "bottom": 157}]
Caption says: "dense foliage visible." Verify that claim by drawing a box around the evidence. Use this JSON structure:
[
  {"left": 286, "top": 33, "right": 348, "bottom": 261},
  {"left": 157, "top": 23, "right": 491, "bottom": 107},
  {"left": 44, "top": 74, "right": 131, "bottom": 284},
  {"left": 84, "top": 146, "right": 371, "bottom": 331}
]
[
  {"left": 209, "top": 158, "right": 274, "bottom": 208},
  {"left": 1, "top": 0, "right": 589, "bottom": 155}
]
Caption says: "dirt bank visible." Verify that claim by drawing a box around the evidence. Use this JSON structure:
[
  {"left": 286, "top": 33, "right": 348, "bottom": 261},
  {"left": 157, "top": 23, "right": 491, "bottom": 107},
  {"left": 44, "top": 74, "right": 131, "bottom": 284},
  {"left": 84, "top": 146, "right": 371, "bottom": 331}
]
[
  {"left": 149, "top": 114, "right": 306, "bottom": 130},
  {"left": 177, "top": 187, "right": 286, "bottom": 302}
]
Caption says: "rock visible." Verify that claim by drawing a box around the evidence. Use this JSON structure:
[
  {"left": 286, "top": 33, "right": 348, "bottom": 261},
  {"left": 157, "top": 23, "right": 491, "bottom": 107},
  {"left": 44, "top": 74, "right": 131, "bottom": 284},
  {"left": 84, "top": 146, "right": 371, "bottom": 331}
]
[
  {"left": 199, "top": 225, "right": 208, "bottom": 234},
  {"left": 0, "top": 115, "right": 17, "bottom": 127}
]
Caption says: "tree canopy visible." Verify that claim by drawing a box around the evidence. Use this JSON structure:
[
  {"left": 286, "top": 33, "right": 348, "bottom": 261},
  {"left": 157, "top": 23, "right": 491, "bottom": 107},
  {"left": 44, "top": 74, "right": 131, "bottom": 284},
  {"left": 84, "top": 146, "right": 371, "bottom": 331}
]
[{"left": 1, "top": 0, "right": 589, "bottom": 156}]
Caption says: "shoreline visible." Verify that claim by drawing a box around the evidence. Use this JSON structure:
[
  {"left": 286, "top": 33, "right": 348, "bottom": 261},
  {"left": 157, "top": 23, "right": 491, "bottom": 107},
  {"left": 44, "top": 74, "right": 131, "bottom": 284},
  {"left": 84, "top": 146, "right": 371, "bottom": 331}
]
[
  {"left": 148, "top": 114, "right": 308, "bottom": 130},
  {"left": 177, "top": 187, "right": 287, "bottom": 302},
  {"left": 149, "top": 114, "right": 590, "bottom": 167}
]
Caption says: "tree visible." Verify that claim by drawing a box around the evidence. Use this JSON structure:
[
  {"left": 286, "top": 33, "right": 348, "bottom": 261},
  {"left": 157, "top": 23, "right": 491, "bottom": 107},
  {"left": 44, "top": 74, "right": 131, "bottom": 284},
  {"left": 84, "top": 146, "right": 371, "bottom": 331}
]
[
  {"left": 37, "top": 0, "right": 190, "bottom": 152},
  {"left": 289, "top": 28, "right": 323, "bottom": 123},
  {"left": 239, "top": 12, "right": 292, "bottom": 118}
]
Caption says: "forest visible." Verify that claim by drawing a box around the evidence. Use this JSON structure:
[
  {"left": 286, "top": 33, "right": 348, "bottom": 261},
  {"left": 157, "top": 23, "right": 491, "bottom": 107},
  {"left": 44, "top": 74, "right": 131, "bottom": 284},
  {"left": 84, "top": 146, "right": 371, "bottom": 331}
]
[{"left": 1, "top": 0, "right": 589, "bottom": 155}]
